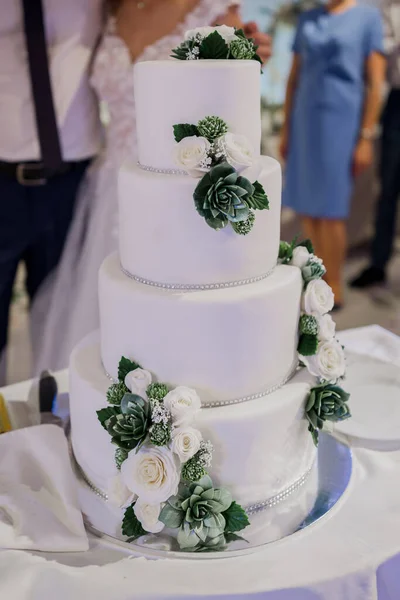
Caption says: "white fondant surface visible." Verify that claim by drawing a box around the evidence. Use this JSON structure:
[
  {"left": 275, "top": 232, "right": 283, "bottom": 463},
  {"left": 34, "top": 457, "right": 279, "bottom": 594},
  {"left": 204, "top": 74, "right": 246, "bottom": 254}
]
[
  {"left": 69, "top": 332, "right": 317, "bottom": 511},
  {"left": 134, "top": 60, "right": 261, "bottom": 170},
  {"left": 119, "top": 157, "right": 281, "bottom": 286},
  {"left": 99, "top": 254, "right": 303, "bottom": 403}
]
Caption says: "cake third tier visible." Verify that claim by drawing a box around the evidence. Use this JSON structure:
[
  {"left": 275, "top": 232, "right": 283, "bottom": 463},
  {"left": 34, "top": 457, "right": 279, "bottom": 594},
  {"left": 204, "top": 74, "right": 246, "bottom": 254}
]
[{"left": 99, "top": 254, "right": 303, "bottom": 405}]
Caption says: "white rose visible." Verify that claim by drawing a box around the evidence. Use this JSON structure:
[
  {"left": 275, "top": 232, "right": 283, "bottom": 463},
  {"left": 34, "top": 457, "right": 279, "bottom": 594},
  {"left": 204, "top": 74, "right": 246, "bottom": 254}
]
[
  {"left": 172, "top": 427, "right": 203, "bottom": 463},
  {"left": 185, "top": 25, "right": 237, "bottom": 44},
  {"left": 302, "top": 340, "right": 346, "bottom": 381},
  {"left": 108, "top": 474, "right": 136, "bottom": 509},
  {"left": 134, "top": 499, "right": 164, "bottom": 534},
  {"left": 121, "top": 445, "right": 180, "bottom": 504},
  {"left": 290, "top": 246, "right": 311, "bottom": 269},
  {"left": 163, "top": 386, "right": 201, "bottom": 426},
  {"left": 317, "top": 314, "right": 336, "bottom": 342},
  {"left": 174, "top": 136, "right": 211, "bottom": 177},
  {"left": 124, "top": 369, "right": 152, "bottom": 397},
  {"left": 221, "top": 133, "right": 254, "bottom": 172},
  {"left": 301, "top": 279, "right": 334, "bottom": 316}
]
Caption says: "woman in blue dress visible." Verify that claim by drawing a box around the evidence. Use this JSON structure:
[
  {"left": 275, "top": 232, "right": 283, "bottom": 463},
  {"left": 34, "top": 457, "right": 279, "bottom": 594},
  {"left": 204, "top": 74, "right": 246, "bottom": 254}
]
[{"left": 281, "top": 0, "right": 385, "bottom": 307}]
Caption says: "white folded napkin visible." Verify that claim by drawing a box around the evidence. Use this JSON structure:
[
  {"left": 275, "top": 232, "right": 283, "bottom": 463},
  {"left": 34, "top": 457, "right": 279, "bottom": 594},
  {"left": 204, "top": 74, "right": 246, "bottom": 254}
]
[{"left": 0, "top": 424, "right": 88, "bottom": 551}]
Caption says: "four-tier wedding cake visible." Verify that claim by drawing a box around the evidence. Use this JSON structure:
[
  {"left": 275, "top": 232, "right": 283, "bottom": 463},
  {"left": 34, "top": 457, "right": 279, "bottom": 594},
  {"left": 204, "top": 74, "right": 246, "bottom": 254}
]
[{"left": 69, "top": 27, "right": 350, "bottom": 552}]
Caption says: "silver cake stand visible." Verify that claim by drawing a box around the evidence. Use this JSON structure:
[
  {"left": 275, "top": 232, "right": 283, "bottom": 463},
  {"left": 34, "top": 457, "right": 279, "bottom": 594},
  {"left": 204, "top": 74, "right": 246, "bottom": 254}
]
[{"left": 73, "top": 433, "right": 353, "bottom": 560}]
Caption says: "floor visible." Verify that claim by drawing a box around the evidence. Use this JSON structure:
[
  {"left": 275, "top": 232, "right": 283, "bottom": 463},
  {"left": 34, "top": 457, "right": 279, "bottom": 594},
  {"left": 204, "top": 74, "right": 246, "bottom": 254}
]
[{"left": 6, "top": 242, "right": 400, "bottom": 385}]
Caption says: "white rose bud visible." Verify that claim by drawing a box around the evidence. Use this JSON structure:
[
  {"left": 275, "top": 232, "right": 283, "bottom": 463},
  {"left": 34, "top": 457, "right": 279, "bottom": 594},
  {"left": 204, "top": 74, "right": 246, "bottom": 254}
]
[
  {"left": 133, "top": 499, "right": 164, "bottom": 534},
  {"left": 221, "top": 133, "right": 254, "bottom": 172},
  {"left": 108, "top": 474, "right": 136, "bottom": 509},
  {"left": 173, "top": 136, "right": 211, "bottom": 177},
  {"left": 301, "top": 279, "right": 334, "bottom": 316},
  {"left": 172, "top": 427, "right": 203, "bottom": 463},
  {"left": 317, "top": 314, "right": 336, "bottom": 342},
  {"left": 124, "top": 369, "right": 152, "bottom": 398},
  {"left": 121, "top": 446, "right": 180, "bottom": 504},
  {"left": 302, "top": 339, "right": 346, "bottom": 381},
  {"left": 163, "top": 386, "right": 201, "bottom": 427},
  {"left": 291, "top": 246, "right": 311, "bottom": 269}
]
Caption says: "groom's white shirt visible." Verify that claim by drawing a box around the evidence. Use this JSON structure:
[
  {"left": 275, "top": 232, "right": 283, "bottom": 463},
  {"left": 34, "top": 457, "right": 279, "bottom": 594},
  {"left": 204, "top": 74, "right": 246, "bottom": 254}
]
[{"left": 0, "top": 0, "right": 103, "bottom": 162}]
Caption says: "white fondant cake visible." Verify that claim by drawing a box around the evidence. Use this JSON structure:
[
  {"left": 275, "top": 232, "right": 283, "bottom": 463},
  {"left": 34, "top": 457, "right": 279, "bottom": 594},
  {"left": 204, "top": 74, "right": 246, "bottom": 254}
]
[
  {"left": 119, "top": 157, "right": 281, "bottom": 286},
  {"left": 134, "top": 60, "right": 261, "bottom": 170},
  {"left": 67, "top": 46, "right": 346, "bottom": 551},
  {"left": 99, "top": 253, "right": 302, "bottom": 403}
]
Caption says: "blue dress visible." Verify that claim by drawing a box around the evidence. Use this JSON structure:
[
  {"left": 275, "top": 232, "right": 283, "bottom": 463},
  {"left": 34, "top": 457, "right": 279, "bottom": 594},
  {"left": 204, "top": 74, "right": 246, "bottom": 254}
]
[{"left": 283, "top": 5, "right": 384, "bottom": 219}]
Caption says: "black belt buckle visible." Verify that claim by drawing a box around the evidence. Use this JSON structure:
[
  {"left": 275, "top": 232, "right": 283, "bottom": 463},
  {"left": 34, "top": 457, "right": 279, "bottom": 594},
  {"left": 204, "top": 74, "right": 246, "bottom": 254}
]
[{"left": 16, "top": 162, "right": 47, "bottom": 186}]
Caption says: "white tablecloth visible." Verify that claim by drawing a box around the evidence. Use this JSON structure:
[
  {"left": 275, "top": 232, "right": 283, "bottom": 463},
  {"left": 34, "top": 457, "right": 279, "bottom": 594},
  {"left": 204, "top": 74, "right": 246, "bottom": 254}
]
[{"left": 1, "top": 326, "right": 400, "bottom": 600}]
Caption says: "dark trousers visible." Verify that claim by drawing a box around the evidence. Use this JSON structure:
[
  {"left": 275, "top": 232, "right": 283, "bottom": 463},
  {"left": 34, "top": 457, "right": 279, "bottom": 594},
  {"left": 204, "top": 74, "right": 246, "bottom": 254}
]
[
  {"left": 0, "top": 160, "right": 90, "bottom": 360},
  {"left": 371, "top": 89, "right": 400, "bottom": 270}
]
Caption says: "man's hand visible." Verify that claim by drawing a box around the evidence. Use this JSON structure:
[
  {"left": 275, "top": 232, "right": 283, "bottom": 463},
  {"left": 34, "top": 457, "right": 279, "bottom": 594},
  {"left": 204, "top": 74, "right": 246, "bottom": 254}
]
[{"left": 243, "top": 21, "right": 272, "bottom": 64}]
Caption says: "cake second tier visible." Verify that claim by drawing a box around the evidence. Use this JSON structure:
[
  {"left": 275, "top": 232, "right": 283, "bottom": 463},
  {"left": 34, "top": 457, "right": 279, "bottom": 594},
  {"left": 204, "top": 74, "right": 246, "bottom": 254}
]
[
  {"left": 119, "top": 156, "right": 281, "bottom": 287},
  {"left": 99, "top": 253, "right": 302, "bottom": 405}
]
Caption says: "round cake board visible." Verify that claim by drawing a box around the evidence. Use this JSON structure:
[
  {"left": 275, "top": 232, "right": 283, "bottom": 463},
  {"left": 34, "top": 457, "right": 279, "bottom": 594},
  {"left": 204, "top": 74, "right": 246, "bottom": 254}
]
[{"left": 75, "top": 433, "right": 353, "bottom": 560}]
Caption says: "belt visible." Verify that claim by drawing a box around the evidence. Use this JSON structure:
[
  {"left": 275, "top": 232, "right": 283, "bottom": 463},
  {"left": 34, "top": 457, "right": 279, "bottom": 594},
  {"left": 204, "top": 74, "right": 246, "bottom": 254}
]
[{"left": 0, "top": 160, "right": 79, "bottom": 186}]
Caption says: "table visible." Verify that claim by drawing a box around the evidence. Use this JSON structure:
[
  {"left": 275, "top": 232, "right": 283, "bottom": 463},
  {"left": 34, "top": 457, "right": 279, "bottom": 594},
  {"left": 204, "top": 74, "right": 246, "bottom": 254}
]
[{"left": 1, "top": 326, "right": 400, "bottom": 600}]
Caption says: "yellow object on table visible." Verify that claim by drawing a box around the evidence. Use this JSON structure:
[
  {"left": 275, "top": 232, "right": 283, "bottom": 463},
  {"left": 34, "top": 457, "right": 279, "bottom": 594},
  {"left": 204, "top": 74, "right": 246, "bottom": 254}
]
[{"left": 0, "top": 393, "right": 12, "bottom": 433}]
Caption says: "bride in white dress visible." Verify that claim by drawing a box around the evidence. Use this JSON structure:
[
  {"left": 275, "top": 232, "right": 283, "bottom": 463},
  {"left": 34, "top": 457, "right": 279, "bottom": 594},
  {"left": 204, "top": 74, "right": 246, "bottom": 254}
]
[{"left": 33, "top": 0, "right": 267, "bottom": 374}]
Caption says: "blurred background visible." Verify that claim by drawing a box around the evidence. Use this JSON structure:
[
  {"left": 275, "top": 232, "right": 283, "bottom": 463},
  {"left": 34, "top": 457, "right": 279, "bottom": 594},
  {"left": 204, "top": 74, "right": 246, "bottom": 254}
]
[{"left": 6, "top": 0, "right": 400, "bottom": 383}]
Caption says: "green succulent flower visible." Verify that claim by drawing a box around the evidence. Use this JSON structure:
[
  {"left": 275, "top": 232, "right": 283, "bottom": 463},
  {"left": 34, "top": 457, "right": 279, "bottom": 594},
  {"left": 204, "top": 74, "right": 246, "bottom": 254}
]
[
  {"left": 105, "top": 393, "right": 151, "bottom": 451},
  {"left": 146, "top": 382, "right": 169, "bottom": 401},
  {"left": 299, "top": 314, "right": 319, "bottom": 336},
  {"left": 159, "top": 475, "right": 233, "bottom": 550},
  {"left": 149, "top": 422, "right": 171, "bottom": 446},
  {"left": 115, "top": 447, "right": 129, "bottom": 470},
  {"left": 197, "top": 116, "right": 228, "bottom": 142},
  {"left": 302, "top": 259, "right": 326, "bottom": 283},
  {"left": 106, "top": 382, "right": 129, "bottom": 406},
  {"left": 230, "top": 37, "right": 255, "bottom": 60},
  {"left": 306, "top": 384, "right": 351, "bottom": 445},
  {"left": 181, "top": 458, "right": 207, "bottom": 483},
  {"left": 231, "top": 210, "right": 255, "bottom": 235},
  {"left": 194, "top": 163, "right": 253, "bottom": 230},
  {"left": 279, "top": 240, "right": 294, "bottom": 264}
]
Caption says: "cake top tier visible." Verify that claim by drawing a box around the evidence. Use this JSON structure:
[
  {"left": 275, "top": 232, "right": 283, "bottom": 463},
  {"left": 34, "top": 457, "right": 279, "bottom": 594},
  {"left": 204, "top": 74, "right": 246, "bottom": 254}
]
[{"left": 134, "top": 60, "right": 261, "bottom": 171}]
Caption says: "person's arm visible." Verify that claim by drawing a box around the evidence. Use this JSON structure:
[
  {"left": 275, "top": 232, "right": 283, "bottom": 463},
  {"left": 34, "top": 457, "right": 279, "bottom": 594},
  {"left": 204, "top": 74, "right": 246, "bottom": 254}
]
[
  {"left": 279, "top": 54, "right": 301, "bottom": 161},
  {"left": 215, "top": 5, "right": 272, "bottom": 64},
  {"left": 353, "top": 51, "right": 386, "bottom": 177}
]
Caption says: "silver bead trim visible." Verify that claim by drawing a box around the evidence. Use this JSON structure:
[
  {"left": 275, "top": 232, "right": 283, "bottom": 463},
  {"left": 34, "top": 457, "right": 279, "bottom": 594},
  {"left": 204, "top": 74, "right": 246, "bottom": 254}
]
[
  {"left": 245, "top": 462, "right": 315, "bottom": 515},
  {"left": 120, "top": 263, "right": 276, "bottom": 292},
  {"left": 103, "top": 360, "right": 298, "bottom": 408},
  {"left": 137, "top": 161, "right": 189, "bottom": 177},
  {"left": 69, "top": 434, "right": 314, "bottom": 514}
]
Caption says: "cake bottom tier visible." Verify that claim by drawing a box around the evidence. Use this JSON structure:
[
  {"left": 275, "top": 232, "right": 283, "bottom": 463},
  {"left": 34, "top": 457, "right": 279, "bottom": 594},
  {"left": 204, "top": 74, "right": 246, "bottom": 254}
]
[{"left": 70, "top": 332, "right": 318, "bottom": 516}]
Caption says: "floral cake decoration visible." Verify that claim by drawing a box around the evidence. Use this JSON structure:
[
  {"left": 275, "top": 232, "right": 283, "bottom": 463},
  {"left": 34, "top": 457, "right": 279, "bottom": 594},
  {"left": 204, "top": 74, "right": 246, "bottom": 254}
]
[
  {"left": 171, "top": 25, "right": 263, "bottom": 64},
  {"left": 173, "top": 115, "right": 269, "bottom": 235},
  {"left": 279, "top": 238, "right": 351, "bottom": 446},
  {"left": 97, "top": 359, "right": 249, "bottom": 552}
]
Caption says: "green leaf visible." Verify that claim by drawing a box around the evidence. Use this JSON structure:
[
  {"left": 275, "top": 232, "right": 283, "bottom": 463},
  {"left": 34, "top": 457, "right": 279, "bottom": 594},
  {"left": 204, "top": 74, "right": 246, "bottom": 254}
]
[
  {"left": 199, "top": 31, "right": 229, "bottom": 59},
  {"left": 296, "top": 239, "right": 314, "bottom": 254},
  {"left": 223, "top": 501, "right": 250, "bottom": 533},
  {"left": 173, "top": 123, "right": 200, "bottom": 143},
  {"left": 96, "top": 406, "right": 120, "bottom": 430},
  {"left": 308, "top": 424, "right": 319, "bottom": 447},
  {"left": 298, "top": 334, "right": 319, "bottom": 357},
  {"left": 118, "top": 356, "right": 140, "bottom": 383},
  {"left": 225, "top": 532, "right": 249, "bottom": 544},
  {"left": 122, "top": 504, "right": 147, "bottom": 539},
  {"left": 247, "top": 181, "right": 270, "bottom": 211},
  {"left": 234, "top": 28, "right": 247, "bottom": 39}
]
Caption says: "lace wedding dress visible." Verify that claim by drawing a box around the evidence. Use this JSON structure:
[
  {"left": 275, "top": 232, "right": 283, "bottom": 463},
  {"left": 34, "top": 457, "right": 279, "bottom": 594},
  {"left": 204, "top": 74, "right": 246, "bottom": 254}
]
[{"left": 33, "top": 0, "right": 238, "bottom": 374}]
